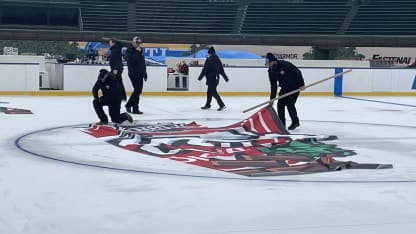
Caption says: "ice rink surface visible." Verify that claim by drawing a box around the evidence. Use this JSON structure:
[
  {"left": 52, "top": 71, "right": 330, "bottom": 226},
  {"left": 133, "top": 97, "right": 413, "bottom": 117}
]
[{"left": 1, "top": 95, "right": 416, "bottom": 234}]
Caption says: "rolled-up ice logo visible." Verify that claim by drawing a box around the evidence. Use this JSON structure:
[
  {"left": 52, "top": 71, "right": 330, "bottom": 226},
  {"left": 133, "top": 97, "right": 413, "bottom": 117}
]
[{"left": 81, "top": 105, "right": 392, "bottom": 176}]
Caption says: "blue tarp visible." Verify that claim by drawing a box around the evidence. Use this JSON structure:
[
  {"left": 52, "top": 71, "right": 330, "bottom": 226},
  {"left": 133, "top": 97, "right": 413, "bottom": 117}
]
[
  {"left": 150, "top": 56, "right": 166, "bottom": 64},
  {"left": 83, "top": 43, "right": 261, "bottom": 63},
  {"left": 188, "top": 49, "right": 262, "bottom": 59},
  {"left": 84, "top": 42, "right": 109, "bottom": 51}
]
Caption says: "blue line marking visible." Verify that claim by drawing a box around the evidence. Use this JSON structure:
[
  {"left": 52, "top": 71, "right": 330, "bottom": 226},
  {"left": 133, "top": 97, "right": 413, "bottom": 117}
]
[
  {"left": 340, "top": 96, "right": 416, "bottom": 108},
  {"left": 334, "top": 67, "right": 343, "bottom": 96},
  {"left": 412, "top": 75, "right": 416, "bottom": 90}
]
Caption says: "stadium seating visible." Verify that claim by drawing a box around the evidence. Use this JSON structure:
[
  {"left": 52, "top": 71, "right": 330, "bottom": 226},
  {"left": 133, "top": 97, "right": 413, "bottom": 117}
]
[
  {"left": 347, "top": 0, "right": 416, "bottom": 35},
  {"left": 80, "top": 0, "right": 129, "bottom": 32},
  {"left": 1, "top": 0, "right": 416, "bottom": 44},
  {"left": 241, "top": 0, "right": 351, "bottom": 34},
  {"left": 134, "top": 0, "right": 239, "bottom": 33},
  {"left": 0, "top": 0, "right": 80, "bottom": 29}
]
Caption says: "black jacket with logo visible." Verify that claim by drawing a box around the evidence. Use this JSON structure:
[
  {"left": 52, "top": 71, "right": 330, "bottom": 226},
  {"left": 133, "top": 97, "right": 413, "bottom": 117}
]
[
  {"left": 268, "top": 60, "right": 304, "bottom": 92},
  {"left": 92, "top": 73, "right": 122, "bottom": 103},
  {"left": 124, "top": 45, "right": 147, "bottom": 77}
]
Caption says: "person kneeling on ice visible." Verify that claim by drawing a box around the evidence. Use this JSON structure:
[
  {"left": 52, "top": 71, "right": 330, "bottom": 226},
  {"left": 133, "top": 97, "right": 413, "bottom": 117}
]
[{"left": 92, "top": 69, "right": 133, "bottom": 125}]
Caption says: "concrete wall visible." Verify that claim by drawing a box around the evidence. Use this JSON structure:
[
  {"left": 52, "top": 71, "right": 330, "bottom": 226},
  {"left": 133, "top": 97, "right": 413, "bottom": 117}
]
[
  {"left": 63, "top": 64, "right": 168, "bottom": 92},
  {"left": 165, "top": 57, "right": 371, "bottom": 68},
  {"left": 0, "top": 59, "right": 415, "bottom": 95},
  {"left": 0, "top": 63, "right": 39, "bottom": 91},
  {"left": 58, "top": 65, "right": 345, "bottom": 94}
]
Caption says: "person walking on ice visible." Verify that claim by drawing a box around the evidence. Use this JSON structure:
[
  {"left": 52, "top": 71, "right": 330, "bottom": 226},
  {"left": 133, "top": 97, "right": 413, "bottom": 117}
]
[
  {"left": 198, "top": 46, "right": 229, "bottom": 111},
  {"left": 108, "top": 38, "right": 127, "bottom": 101},
  {"left": 124, "top": 36, "right": 147, "bottom": 114}
]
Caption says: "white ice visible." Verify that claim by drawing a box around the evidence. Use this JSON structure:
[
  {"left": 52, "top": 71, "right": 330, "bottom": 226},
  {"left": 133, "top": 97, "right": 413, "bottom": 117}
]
[{"left": 1, "top": 95, "right": 416, "bottom": 234}]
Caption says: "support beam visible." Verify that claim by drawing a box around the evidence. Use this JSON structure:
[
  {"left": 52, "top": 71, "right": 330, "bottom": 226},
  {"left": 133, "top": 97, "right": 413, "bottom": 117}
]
[{"left": 0, "top": 29, "right": 416, "bottom": 47}]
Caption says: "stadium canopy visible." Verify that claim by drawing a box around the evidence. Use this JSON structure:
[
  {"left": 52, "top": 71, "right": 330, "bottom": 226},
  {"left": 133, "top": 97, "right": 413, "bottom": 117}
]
[{"left": 84, "top": 42, "right": 109, "bottom": 51}]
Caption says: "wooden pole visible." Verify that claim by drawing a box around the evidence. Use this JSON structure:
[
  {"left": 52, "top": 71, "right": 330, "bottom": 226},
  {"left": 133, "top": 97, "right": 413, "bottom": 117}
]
[
  {"left": 102, "top": 37, "right": 133, "bottom": 45},
  {"left": 242, "top": 69, "right": 352, "bottom": 113}
]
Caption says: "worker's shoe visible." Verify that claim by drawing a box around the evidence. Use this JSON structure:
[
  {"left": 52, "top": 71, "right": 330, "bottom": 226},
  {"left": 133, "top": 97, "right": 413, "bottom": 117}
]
[
  {"left": 217, "top": 106, "right": 226, "bottom": 111},
  {"left": 288, "top": 122, "right": 300, "bottom": 130},
  {"left": 124, "top": 112, "right": 133, "bottom": 123}
]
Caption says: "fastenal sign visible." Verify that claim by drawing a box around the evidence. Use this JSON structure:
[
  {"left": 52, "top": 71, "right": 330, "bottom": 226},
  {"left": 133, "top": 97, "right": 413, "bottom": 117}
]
[{"left": 372, "top": 54, "right": 415, "bottom": 65}]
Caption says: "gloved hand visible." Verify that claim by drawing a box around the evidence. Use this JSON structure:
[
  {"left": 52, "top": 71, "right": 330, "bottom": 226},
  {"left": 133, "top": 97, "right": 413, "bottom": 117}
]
[
  {"left": 144, "top": 72, "right": 148, "bottom": 81},
  {"left": 224, "top": 75, "right": 229, "bottom": 82},
  {"left": 197, "top": 75, "right": 203, "bottom": 81}
]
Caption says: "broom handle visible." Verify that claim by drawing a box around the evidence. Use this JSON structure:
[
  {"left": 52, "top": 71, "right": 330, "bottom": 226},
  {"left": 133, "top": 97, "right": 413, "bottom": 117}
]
[
  {"left": 242, "top": 69, "right": 352, "bottom": 113},
  {"left": 102, "top": 37, "right": 133, "bottom": 45}
]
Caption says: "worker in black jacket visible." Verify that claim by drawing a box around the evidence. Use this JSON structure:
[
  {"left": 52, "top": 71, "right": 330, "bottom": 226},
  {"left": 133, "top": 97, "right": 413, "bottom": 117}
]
[
  {"left": 266, "top": 53, "right": 305, "bottom": 130},
  {"left": 108, "top": 38, "right": 127, "bottom": 101},
  {"left": 92, "top": 69, "right": 133, "bottom": 125},
  {"left": 198, "top": 47, "right": 229, "bottom": 111},
  {"left": 124, "top": 36, "right": 147, "bottom": 114}
]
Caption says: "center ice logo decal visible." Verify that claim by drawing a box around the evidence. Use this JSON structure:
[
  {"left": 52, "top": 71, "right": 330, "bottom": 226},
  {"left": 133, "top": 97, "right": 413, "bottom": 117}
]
[{"left": 81, "top": 105, "right": 392, "bottom": 176}]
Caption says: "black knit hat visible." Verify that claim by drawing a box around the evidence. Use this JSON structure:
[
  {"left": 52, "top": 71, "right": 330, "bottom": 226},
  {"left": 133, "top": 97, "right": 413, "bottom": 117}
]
[
  {"left": 133, "top": 36, "right": 142, "bottom": 44},
  {"left": 208, "top": 46, "right": 216, "bottom": 54},
  {"left": 266, "top": 52, "right": 277, "bottom": 62},
  {"left": 99, "top": 69, "right": 108, "bottom": 75},
  {"left": 98, "top": 69, "right": 109, "bottom": 79}
]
